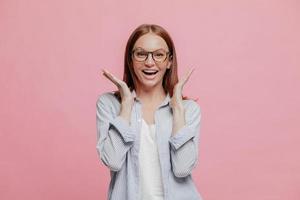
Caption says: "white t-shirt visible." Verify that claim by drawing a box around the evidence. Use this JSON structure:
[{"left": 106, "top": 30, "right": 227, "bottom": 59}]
[{"left": 139, "top": 118, "right": 164, "bottom": 200}]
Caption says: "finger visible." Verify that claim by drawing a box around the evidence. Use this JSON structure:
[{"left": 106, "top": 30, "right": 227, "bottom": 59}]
[
  {"left": 102, "top": 69, "right": 121, "bottom": 86},
  {"left": 102, "top": 69, "right": 114, "bottom": 80},
  {"left": 102, "top": 69, "right": 115, "bottom": 83},
  {"left": 182, "top": 67, "right": 195, "bottom": 85}
]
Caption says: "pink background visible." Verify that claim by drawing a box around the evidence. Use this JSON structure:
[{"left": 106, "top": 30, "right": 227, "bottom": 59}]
[{"left": 1, "top": 0, "right": 299, "bottom": 199}]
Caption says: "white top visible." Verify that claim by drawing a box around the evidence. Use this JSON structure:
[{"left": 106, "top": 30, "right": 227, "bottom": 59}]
[{"left": 139, "top": 119, "right": 164, "bottom": 200}]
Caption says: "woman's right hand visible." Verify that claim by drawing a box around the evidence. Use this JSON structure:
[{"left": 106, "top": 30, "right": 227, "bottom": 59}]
[
  {"left": 101, "top": 69, "right": 134, "bottom": 123},
  {"left": 102, "top": 69, "right": 133, "bottom": 102}
]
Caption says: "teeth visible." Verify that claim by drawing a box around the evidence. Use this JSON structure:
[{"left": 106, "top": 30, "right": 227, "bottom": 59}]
[{"left": 142, "top": 70, "right": 158, "bottom": 76}]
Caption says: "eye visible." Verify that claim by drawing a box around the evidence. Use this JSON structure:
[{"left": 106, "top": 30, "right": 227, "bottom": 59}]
[
  {"left": 136, "top": 51, "right": 147, "bottom": 57},
  {"left": 154, "top": 51, "right": 165, "bottom": 57},
  {"left": 155, "top": 53, "right": 164, "bottom": 57}
]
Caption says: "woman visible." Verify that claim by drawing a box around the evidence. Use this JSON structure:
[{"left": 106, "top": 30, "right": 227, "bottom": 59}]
[{"left": 96, "top": 24, "right": 203, "bottom": 200}]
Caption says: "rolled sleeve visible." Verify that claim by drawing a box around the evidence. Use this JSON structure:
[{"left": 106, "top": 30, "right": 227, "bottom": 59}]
[
  {"left": 96, "top": 92, "right": 136, "bottom": 171},
  {"left": 169, "top": 100, "right": 201, "bottom": 150},
  {"left": 109, "top": 115, "right": 136, "bottom": 143},
  {"left": 169, "top": 125, "right": 196, "bottom": 150},
  {"left": 168, "top": 100, "right": 202, "bottom": 177}
]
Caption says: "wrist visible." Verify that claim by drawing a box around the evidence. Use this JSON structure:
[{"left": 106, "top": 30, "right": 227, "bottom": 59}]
[
  {"left": 172, "top": 106, "right": 185, "bottom": 115},
  {"left": 121, "top": 98, "right": 133, "bottom": 106}
]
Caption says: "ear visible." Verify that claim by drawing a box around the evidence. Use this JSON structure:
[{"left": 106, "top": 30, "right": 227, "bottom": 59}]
[
  {"left": 167, "top": 54, "right": 173, "bottom": 69},
  {"left": 167, "top": 60, "right": 172, "bottom": 69}
]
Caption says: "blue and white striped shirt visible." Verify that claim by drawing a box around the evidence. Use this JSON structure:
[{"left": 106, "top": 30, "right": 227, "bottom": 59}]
[{"left": 96, "top": 90, "right": 203, "bottom": 200}]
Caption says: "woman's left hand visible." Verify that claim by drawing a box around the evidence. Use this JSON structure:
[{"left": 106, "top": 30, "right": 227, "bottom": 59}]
[{"left": 170, "top": 68, "right": 195, "bottom": 110}]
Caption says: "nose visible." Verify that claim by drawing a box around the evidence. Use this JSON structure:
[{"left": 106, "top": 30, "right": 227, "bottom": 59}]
[{"left": 145, "top": 53, "right": 155, "bottom": 66}]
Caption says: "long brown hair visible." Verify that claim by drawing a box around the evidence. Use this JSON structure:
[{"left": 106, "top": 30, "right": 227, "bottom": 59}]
[{"left": 114, "top": 24, "right": 191, "bottom": 101}]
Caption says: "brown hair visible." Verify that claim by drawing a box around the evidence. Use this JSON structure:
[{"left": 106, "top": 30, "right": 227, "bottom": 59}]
[{"left": 114, "top": 24, "right": 193, "bottom": 102}]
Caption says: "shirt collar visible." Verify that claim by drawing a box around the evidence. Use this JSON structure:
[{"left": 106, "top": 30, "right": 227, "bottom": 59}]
[{"left": 131, "top": 89, "right": 171, "bottom": 107}]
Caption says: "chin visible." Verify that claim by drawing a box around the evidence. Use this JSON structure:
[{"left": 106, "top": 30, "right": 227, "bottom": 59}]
[{"left": 139, "top": 80, "right": 161, "bottom": 89}]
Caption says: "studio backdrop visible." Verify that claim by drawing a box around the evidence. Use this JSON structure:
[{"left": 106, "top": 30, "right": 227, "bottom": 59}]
[{"left": 1, "top": 0, "right": 299, "bottom": 199}]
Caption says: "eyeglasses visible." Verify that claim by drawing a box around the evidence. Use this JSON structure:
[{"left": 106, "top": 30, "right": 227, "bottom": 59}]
[{"left": 131, "top": 48, "right": 171, "bottom": 63}]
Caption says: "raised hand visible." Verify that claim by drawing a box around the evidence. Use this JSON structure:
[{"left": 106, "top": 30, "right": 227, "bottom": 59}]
[
  {"left": 170, "top": 68, "right": 195, "bottom": 135},
  {"left": 102, "top": 68, "right": 134, "bottom": 123},
  {"left": 170, "top": 68, "right": 195, "bottom": 110},
  {"left": 102, "top": 68, "right": 134, "bottom": 103}
]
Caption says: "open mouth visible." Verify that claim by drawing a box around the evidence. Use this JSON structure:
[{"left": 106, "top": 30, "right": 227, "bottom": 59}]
[{"left": 142, "top": 70, "right": 158, "bottom": 75}]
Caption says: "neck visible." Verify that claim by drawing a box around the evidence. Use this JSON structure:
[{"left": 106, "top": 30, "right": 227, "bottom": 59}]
[{"left": 135, "top": 85, "right": 166, "bottom": 105}]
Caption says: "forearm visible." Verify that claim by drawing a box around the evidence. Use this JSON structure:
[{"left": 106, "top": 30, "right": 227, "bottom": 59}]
[
  {"left": 170, "top": 140, "right": 197, "bottom": 177},
  {"left": 119, "top": 100, "right": 133, "bottom": 124},
  {"left": 172, "top": 105, "right": 185, "bottom": 136},
  {"left": 169, "top": 101, "right": 201, "bottom": 178},
  {"left": 99, "top": 124, "right": 135, "bottom": 171},
  {"left": 96, "top": 97, "right": 135, "bottom": 171}
]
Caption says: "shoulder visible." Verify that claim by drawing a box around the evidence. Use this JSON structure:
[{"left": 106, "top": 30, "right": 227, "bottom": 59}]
[
  {"left": 183, "top": 99, "right": 201, "bottom": 112},
  {"left": 182, "top": 99, "right": 201, "bottom": 118},
  {"left": 96, "top": 91, "right": 120, "bottom": 108}
]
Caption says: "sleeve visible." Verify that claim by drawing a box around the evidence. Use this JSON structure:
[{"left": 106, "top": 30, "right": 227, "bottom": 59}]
[
  {"left": 169, "top": 100, "right": 202, "bottom": 178},
  {"left": 96, "top": 94, "right": 136, "bottom": 171}
]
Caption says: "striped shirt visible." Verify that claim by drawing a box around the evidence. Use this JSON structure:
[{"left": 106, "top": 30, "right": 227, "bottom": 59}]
[{"left": 96, "top": 90, "right": 203, "bottom": 200}]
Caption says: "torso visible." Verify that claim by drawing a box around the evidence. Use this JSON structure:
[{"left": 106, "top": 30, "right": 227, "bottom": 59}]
[
  {"left": 142, "top": 105, "right": 156, "bottom": 125},
  {"left": 140, "top": 94, "right": 167, "bottom": 125},
  {"left": 139, "top": 119, "right": 164, "bottom": 200}
]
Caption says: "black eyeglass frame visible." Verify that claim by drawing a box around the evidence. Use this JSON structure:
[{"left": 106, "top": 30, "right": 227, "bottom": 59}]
[{"left": 131, "top": 48, "right": 172, "bottom": 63}]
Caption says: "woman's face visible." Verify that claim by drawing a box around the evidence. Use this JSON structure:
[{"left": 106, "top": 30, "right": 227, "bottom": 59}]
[{"left": 131, "top": 33, "right": 172, "bottom": 91}]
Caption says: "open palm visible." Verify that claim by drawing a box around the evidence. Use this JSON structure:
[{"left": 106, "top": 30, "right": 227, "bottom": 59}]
[
  {"left": 101, "top": 68, "right": 134, "bottom": 102},
  {"left": 170, "top": 68, "right": 195, "bottom": 109}
]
